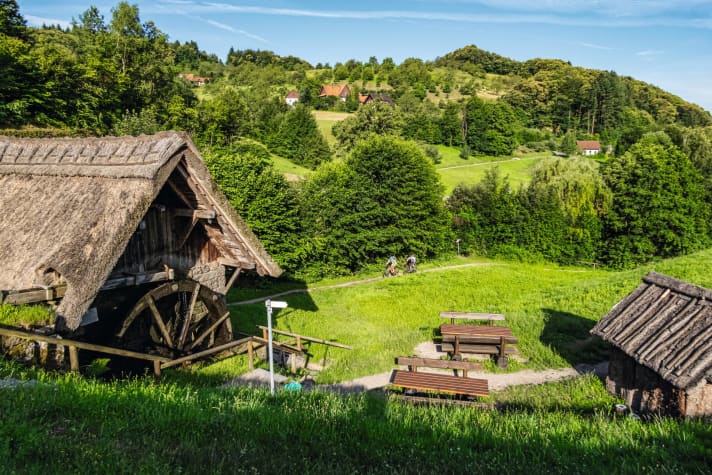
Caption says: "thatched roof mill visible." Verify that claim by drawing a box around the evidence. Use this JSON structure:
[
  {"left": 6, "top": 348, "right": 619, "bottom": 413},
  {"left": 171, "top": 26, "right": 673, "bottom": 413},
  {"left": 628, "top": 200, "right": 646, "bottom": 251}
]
[
  {"left": 592, "top": 271, "right": 712, "bottom": 416},
  {"left": 0, "top": 132, "right": 281, "bottom": 335}
]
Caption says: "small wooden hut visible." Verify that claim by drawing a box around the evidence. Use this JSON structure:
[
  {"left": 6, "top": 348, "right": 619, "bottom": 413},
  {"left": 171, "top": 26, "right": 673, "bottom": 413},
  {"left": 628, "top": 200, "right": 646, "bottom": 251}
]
[
  {"left": 591, "top": 272, "right": 712, "bottom": 417},
  {"left": 0, "top": 132, "right": 281, "bottom": 357}
]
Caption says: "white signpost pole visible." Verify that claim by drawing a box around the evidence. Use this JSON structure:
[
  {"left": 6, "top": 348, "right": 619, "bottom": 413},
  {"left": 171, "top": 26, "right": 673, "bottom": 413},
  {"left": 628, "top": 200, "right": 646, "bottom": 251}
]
[{"left": 265, "top": 299, "right": 288, "bottom": 397}]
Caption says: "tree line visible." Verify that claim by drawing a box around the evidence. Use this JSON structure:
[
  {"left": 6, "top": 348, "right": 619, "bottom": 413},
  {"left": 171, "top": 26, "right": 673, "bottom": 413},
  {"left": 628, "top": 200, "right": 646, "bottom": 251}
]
[{"left": 3, "top": 1, "right": 712, "bottom": 277}]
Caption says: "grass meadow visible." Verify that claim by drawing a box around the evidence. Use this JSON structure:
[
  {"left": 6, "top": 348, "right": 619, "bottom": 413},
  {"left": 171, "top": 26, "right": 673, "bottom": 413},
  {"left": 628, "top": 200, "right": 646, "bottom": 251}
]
[
  {"left": 313, "top": 110, "right": 351, "bottom": 146},
  {"left": 436, "top": 147, "right": 550, "bottom": 194},
  {"left": 2, "top": 251, "right": 712, "bottom": 473}
]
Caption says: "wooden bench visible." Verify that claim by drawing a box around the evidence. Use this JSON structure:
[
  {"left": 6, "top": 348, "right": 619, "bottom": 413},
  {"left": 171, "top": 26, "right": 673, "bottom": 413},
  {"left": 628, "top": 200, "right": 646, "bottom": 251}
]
[
  {"left": 397, "top": 356, "right": 483, "bottom": 378},
  {"left": 389, "top": 356, "right": 489, "bottom": 399},
  {"left": 439, "top": 323, "right": 518, "bottom": 368}
]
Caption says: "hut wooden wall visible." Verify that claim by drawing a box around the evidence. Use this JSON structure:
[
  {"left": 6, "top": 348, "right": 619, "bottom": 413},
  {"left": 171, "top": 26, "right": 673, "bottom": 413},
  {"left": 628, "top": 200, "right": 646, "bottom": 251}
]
[
  {"left": 606, "top": 348, "right": 710, "bottom": 417},
  {"left": 110, "top": 178, "right": 225, "bottom": 293}
]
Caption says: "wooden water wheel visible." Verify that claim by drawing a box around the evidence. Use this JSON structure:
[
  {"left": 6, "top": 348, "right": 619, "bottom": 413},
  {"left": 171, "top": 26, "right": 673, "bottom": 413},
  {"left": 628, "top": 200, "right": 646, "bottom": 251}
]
[{"left": 115, "top": 280, "right": 233, "bottom": 358}]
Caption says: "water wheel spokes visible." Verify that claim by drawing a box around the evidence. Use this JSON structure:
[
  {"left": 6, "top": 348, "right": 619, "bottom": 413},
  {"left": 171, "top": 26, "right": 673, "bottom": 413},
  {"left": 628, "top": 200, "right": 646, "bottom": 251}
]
[{"left": 116, "top": 280, "right": 232, "bottom": 357}]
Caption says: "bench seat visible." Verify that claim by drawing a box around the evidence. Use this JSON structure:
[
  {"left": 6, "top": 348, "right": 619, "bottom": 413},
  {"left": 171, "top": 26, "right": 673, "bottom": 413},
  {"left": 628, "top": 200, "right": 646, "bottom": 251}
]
[
  {"left": 390, "top": 370, "right": 489, "bottom": 397},
  {"left": 440, "top": 342, "right": 519, "bottom": 355}
]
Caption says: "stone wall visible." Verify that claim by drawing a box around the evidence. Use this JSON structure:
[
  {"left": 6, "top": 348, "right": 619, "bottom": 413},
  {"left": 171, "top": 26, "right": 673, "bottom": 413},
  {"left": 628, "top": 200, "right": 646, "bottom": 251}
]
[
  {"left": 0, "top": 327, "right": 67, "bottom": 369},
  {"left": 187, "top": 261, "right": 226, "bottom": 294}
]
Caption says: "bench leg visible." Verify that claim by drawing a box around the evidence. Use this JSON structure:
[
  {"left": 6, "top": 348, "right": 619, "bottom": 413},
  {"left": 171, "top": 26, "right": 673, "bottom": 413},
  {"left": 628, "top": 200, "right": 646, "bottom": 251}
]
[{"left": 496, "top": 336, "right": 508, "bottom": 369}]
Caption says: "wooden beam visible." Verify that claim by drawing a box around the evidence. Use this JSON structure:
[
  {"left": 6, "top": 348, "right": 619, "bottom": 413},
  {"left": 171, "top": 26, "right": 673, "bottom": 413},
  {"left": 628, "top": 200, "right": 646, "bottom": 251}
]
[
  {"left": 161, "top": 337, "right": 252, "bottom": 369},
  {"left": 177, "top": 282, "right": 201, "bottom": 350},
  {"left": 146, "top": 295, "right": 174, "bottom": 348},
  {"left": 255, "top": 325, "right": 353, "bottom": 350},
  {"left": 1, "top": 285, "right": 67, "bottom": 305},
  {"left": 101, "top": 269, "right": 174, "bottom": 291},
  {"left": 175, "top": 215, "right": 199, "bottom": 250},
  {"left": 188, "top": 312, "right": 231, "bottom": 350},
  {"left": 166, "top": 178, "right": 195, "bottom": 208},
  {"left": 0, "top": 325, "right": 170, "bottom": 362},
  {"left": 173, "top": 208, "right": 216, "bottom": 220},
  {"left": 222, "top": 265, "right": 241, "bottom": 294}
]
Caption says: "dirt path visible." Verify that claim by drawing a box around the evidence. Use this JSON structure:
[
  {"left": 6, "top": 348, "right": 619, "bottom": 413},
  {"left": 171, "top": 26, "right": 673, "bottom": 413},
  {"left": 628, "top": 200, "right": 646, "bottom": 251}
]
[
  {"left": 318, "top": 342, "right": 607, "bottom": 394},
  {"left": 438, "top": 156, "right": 539, "bottom": 171},
  {"left": 228, "top": 361, "right": 607, "bottom": 395},
  {"left": 229, "top": 262, "right": 497, "bottom": 306}
]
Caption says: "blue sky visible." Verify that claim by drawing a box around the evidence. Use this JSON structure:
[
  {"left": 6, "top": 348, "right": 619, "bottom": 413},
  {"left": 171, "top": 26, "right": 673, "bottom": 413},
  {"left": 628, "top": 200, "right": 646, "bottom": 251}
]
[{"left": 18, "top": 1, "right": 712, "bottom": 112}]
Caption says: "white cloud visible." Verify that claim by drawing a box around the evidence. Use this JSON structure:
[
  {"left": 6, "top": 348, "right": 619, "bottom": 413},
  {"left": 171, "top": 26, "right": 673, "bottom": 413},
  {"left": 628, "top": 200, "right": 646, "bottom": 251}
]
[
  {"left": 176, "top": 11, "right": 268, "bottom": 43},
  {"left": 423, "top": 0, "right": 712, "bottom": 17},
  {"left": 169, "top": 2, "right": 712, "bottom": 29},
  {"left": 580, "top": 42, "right": 614, "bottom": 50},
  {"left": 637, "top": 50, "right": 664, "bottom": 56}
]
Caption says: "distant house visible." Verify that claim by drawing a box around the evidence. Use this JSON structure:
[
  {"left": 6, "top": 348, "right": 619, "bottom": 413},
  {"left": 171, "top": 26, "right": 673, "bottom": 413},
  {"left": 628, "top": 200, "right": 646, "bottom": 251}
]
[
  {"left": 361, "top": 93, "right": 394, "bottom": 106},
  {"left": 285, "top": 90, "right": 299, "bottom": 107},
  {"left": 319, "top": 84, "right": 351, "bottom": 101},
  {"left": 591, "top": 272, "right": 712, "bottom": 417},
  {"left": 178, "top": 73, "right": 210, "bottom": 87},
  {"left": 577, "top": 140, "right": 601, "bottom": 156}
]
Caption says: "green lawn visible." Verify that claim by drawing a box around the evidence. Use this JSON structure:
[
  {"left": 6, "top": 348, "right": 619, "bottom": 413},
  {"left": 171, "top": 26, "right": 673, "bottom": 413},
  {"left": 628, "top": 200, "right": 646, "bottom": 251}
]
[
  {"left": 269, "top": 153, "right": 312, "bottom": 180},
  {"left": 312, "top": 110, "right": 351, "bottom": 146},
  {"left": 223, "top": 248, "right": 712, "bottom": 384},
  {"left": 436, "top": 146, "right": 550, "bottom": 194},
  {"left": 3, "top": 251, "right": 712, "bottom": 473}
]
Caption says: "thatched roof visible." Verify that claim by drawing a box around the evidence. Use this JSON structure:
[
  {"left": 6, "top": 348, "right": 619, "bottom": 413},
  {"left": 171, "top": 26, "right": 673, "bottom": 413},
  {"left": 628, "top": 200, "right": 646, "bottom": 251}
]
[
  {"left": 591, "top": 272, "right": 712, "bottom": 389},
  {"left": 0, "top": 132, "right": 281, "bottom": 330}
]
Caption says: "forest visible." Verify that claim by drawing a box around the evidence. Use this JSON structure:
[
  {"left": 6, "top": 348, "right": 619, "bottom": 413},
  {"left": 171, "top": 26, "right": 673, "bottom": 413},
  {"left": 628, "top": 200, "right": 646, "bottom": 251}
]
[{"left": 3, "top": 0, "right": 712, "bottom": 277}]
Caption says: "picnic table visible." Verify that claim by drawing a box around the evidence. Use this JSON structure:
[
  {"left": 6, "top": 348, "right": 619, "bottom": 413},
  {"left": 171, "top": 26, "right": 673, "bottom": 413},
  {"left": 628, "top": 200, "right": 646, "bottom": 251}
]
[{"left": 438, "top": 312, "right": 518, "bottom": 368}]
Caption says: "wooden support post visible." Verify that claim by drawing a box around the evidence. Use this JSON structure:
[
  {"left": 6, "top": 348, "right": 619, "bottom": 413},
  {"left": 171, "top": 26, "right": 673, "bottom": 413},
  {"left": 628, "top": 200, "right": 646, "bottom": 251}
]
[
  {"left": 248, "top": 339, "right": 254, "bottom": 369},
  {"left": 497, "top": 336, "right": 508, "bottom": 369},
  {"left": 290, "top": 352, "right": 296, "bottom": 374},
  {"left": 153, "top": 360, "right": 161, "bottom": 380},
  {"left": 296, "top": 336, "right": 302, "bottom": 351},
  {"left": 222, "top": 266, "right": 241, "bottom": 294},
  {"left": 454, "top": 335, "right": 460, "bottom": 357},
  {"left": 69, "top": 346, "right": 79, "bottom": 372},
  {"left": 262, "top": 327, "right": 268, "bottom": 340}
]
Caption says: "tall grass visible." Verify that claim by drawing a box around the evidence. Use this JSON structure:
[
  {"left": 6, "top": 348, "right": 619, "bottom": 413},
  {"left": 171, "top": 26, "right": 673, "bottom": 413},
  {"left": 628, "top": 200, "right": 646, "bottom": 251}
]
[{"left": 1, "top": 360, "right": 709, "bottom": 474}]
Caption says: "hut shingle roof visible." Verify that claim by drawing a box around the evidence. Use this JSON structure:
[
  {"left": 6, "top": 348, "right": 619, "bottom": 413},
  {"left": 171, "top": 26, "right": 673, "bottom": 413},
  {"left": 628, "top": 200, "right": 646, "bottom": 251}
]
[
  {"left": 0, "top": 132, "right": 281, "bottom": 330},
  {"left": 591, "top": 271, "right": 712, "bottom": 389}
]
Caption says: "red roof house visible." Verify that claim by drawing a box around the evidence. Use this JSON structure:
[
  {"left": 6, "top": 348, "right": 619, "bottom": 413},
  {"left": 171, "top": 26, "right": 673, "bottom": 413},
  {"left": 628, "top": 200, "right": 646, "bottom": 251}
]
[
  {"left": 319, "top": 84, "right": 351, "bottom": 101},
  {"left": 576, "top": 140, "right": 602, "bottom": 156}
]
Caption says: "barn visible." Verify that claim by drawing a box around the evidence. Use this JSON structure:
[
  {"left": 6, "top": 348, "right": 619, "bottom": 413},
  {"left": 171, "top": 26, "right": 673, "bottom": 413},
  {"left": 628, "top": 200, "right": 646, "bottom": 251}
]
[
  {"left": 0, "top": 132, "right": 281, "bottom": 357},
  {"left": 591, "top": 272, "right": 712, "bottom": 417}
]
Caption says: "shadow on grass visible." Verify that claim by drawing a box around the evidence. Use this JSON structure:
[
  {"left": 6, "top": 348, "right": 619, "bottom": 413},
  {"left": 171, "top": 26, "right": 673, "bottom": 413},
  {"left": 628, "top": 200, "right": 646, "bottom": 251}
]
[
  {"left": 1, "top": 376, "right": 709, "bottom": 474},
  {"left": 540, "top": 308, "right": 609, "bottom": 366}
]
